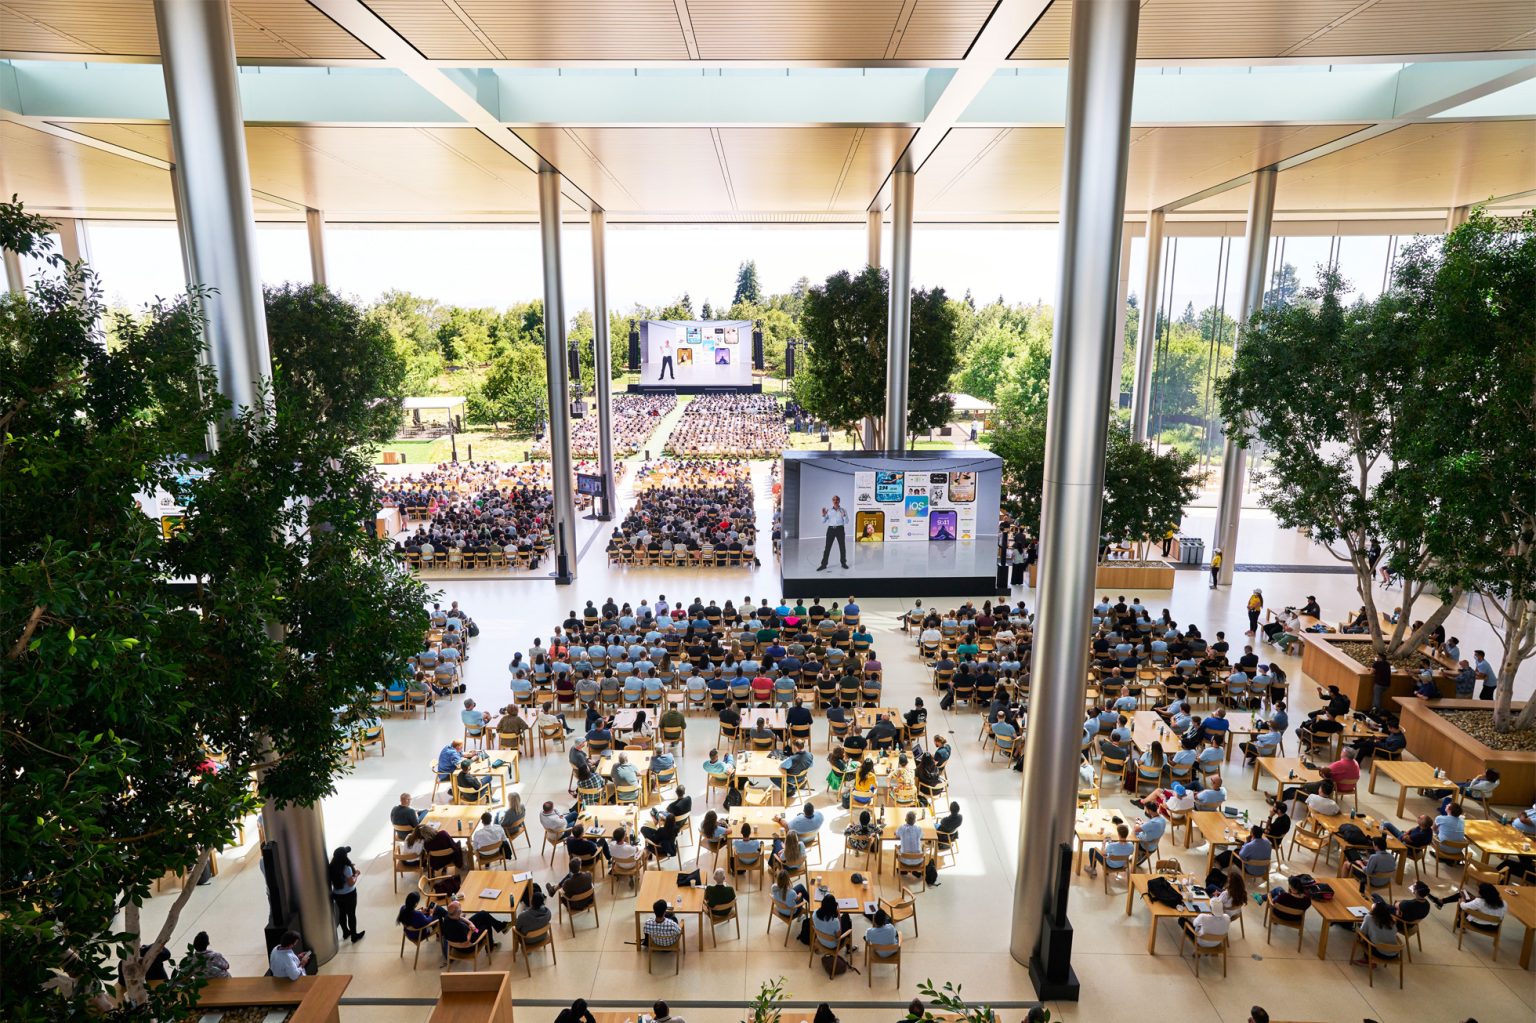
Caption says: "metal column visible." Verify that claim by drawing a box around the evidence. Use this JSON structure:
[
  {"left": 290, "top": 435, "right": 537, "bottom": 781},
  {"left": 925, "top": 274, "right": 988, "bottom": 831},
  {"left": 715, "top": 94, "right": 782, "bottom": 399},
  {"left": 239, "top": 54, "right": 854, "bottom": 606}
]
[
  {"left": 1211, "top": 167, "right": 1276, "bottom": 585},
  {"left": 305, "top": 208, "right": 328, "bottom": 287},
  {"left": 883, "top": 169, "right": 914, "bottom": 451},
  {"left": 1109, "top": 220, "right": 1134, "bottom": 408},
  {"left": 3, "top": 247, "right": 23, "bottom": 296},
  {"left": 1130, "top": 209, "right": 1165, "bottom": 442},
  {"left": 154, "top": 0, "right": 334, "bottom": 965},
  {"left": 1010, "top": 0, "right": 1138, "bottom": 1000},
  {"left": 590, "top": 209, "right": 616, "bottom": 521},
  {"left": 156, "top": 0, "right": 271, "bottom": 418},
  {"left": 866, "top": 208, "right": 882, "bottom": 269},
  {"left": 539, "top": 167, "right": 577, "bottom": 583}
]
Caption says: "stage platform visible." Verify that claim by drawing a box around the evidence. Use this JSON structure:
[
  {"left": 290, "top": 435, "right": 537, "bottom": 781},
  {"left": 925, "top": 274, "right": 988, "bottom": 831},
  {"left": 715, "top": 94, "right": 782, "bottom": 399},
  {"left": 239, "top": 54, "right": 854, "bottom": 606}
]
[
  {"left": 780, "top": 537, "right": 1002, "bottom": 599},
  {"left": 626, "top": 383, "right": 763, "bottom": 395}
]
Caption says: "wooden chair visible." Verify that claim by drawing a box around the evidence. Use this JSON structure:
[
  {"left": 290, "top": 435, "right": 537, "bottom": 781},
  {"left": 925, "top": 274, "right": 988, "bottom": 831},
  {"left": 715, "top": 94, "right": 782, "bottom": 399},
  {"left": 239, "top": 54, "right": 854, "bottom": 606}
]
[
  {"left": 1178, "top": 931, "right": 1229, "bottom": 978},
  {"left": 865, "top": 940, "right": 902, "bottom": 987},
  {"left": 473, "top": 839, "right": 510, "bottom": 871},
  {"left": 767, "top": 896, "right": 806, "bottom": 945},
  {"left": 444, "top": 929, "right": 491, "bottom": 972},
  {"left": 393, "top": 849, "right": 423, "bottom": 893},
  {"left": 398, "top": 918, "right": 438, "bottom": 969},
  {"left": 425, "top": 847, "right": 458, "bottom": 879},
  {"left": 894, "top": 850, "right": 931, "bottom": 893},
  {"left": 1263, "top": 900, "right": 1308, "bottom": 951},
  {"left": 513, "top": 923, "right": 558, "bottom": 976},
  {"left": 706, "top": 894, "right": 741, "bottom": 946},
  {"left": 609, "top": 851, "right": 645, "bottom": 894},
  {"left": 879, "top": 886, "right": 919, "bottom": 937},
  {"left": 1429, "top": 837, "right": 1469, "bottom": 875},
  {"left": 558, "top": 886, "right": 600, "bottom": 935},
  {"left": 1287, "top": 820, "right": 1330, "bottom": 870},
  {"left": 1166, "top": 806, "right": 1193, "bottom": 848},
  {"left": 730, "top": 843, "right": 765, "bottom": 891},
  {"left": 647, "top": 921, "right": 685, "bottom": 974},
  {"left": 1351, "top": 932, "right": 1406, "bottom": 988},
  {"left": 502, "top": 817, "right": 531, "bottom": 855},
  {"left": 1453, "top": 906, "right": 1505, "bottom": 961},
  {"left": 808, "top": 926, "right": 852, "bottom": 971}
]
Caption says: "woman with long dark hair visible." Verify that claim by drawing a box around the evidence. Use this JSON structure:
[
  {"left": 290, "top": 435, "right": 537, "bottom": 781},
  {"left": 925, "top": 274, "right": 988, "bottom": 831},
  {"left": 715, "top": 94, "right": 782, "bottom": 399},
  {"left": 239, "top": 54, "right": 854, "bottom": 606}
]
[{"left": 328, "top": 847, "right": 365, "bottom": 943}]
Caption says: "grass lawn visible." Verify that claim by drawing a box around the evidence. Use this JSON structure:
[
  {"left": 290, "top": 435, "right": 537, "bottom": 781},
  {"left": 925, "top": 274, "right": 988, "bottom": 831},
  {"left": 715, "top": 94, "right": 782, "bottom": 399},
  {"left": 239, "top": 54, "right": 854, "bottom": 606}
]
[{"left": 372, "top": 432, "right": 537, "bottom": 466}]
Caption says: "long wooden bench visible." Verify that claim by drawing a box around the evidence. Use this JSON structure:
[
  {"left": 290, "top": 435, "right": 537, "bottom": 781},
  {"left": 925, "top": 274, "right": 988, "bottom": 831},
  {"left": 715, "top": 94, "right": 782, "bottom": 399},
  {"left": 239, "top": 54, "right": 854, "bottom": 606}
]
[{"left": 192, "top": 975, "right": 350, "bottom": 1023}]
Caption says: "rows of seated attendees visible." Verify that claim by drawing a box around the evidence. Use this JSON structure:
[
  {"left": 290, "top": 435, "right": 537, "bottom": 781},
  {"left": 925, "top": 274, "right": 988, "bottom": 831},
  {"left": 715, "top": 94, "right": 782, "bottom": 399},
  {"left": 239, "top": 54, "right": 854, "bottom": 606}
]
[
  {"left": 606, "top": 459, "right": 758, "bottom": 567},
  {"left": 533, "top": 393, "right": 675, "bottom": 458},
  {"left": 664, "top": 393, "right": 789, "bottom": 457},
  {"left": 500, "top": 595, "right": 898, "bottom": 713}
]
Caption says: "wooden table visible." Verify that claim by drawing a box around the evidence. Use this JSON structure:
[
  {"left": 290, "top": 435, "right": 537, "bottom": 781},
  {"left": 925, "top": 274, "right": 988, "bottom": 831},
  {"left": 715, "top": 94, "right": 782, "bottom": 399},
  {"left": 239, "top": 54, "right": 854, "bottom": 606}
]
[
  {"left": 741, "top": 708, "right": 788, "bottom": 731},
  {"left": 1501, "top": 884, "right": 1536, "bottom": 970},
  {"left": 1310, "top": 878, "right": 1371, "bottom": 959},
  {"left": 597, "top": 750, "right": 655, "bottom": 804},
  {"left": 874, "top": 813, "right": 939, "bottom": 874},
  {"left": 730, "top": 753, "right": 792, "bottom": 805},
  {"left": 1126, "top": 873, "right": 1199, "bottom": 954},
  {"left": 1464, "top": 818, "right": 1536, "bottom": 863},
  {"left": 193, "top": 976, "right": 351, "bottom": 1023},
  {"left": 855, "top": 707, "right": 900, "bottom": 730},
  {"left": 1191, "top": 811, "right": 1247, "bottom": 873},
  {"left": 1072, "top": 808, "right": 1129, "bottom": 875},
  {"left": 464, "top": 754, "right": 519, "bottom": 798},
  {"left": 634, "top": 870, "right": 707, "bottom": 951},
  {"left": 1368, "top": 759, "right": 1444, "bottom": 818},
  {"left": 579, "top": 805, "right": 639, "bottom": 835},
  {"left": 1310, "top": 812, "right": 1410, "bottom": 883},
  {"left": 1253, "top": 757, "right": 1321, "bottom": 800},
  {"left": 455, "top": 869, "right": 531, "bottom": 915},
  {"left": 424, "top": 804, "right": 489, "bottom": 832},
  {"left": 725, "top": 806, "right": 791, "bottom": 835},
  {"left": 805, "top": 868, "right": 877, "bottom": 907},
  {"left": 432, "top": 972, "right": 512, "bottom": 1023}
]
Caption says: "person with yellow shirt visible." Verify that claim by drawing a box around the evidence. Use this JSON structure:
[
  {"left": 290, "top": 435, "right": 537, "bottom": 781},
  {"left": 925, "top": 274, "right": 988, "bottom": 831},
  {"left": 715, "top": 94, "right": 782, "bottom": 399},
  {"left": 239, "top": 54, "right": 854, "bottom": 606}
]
[{"left": 1209, "top": 549, "right": 1223, "bottom": 589}]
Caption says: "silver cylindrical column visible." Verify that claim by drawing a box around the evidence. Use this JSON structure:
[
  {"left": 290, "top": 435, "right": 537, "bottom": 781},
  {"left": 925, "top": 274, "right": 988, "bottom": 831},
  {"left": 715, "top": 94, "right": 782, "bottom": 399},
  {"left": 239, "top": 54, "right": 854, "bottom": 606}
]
[
  {"left": 154, "top": 0, "right": 271, "bottom": 417},
  {"left": 1011, "top": 0, "right": 1138, "bottom": 991},
  {"left": 539, "top": 167, "right": 577, "bottom": 583},
  {"left": 305, "top": 208, "right": 328, "bottom": 287},
  {"left": 883, "top": 169, "right": 914, "bottom": 451},
  {"left": 866, "top": 208, "right": 881, "bottom": 269},
  {"left": 3, "top": 247, "right": 23, "bottom": 296},
  {"left": 1130, "top": 209, "right": 1166, "bottom": 443},
  {"left": 590, "top": 209, "right": 616, "bottom": 521},
  {"left": 1212, "top": 167, "right": 1276, "bottom": 585}
]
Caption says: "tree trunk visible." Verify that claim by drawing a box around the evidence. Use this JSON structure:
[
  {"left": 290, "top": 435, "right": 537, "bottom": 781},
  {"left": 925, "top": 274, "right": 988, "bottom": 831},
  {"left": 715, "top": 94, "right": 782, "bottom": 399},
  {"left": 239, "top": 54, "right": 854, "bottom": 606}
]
[
  {"left": 1499, "top": 598, "right": 1536, "bottom": 732},
  {"left": 1385, "top": 597, "right": 1458, "bottom": 660},
  {"left": 117, "top": 848, "right": 214, "bottom": 1008}
]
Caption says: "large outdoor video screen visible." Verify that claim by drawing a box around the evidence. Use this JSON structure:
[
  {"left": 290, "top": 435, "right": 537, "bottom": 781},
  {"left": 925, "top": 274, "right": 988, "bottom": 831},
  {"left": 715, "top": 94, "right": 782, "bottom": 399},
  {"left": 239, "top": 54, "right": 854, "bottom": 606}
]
[
  {"left": 783, "top": 451, "right": 1003, "bottom": 544},
  {"left": 638, "top": 319, "right": 753, "bottom": 388}
]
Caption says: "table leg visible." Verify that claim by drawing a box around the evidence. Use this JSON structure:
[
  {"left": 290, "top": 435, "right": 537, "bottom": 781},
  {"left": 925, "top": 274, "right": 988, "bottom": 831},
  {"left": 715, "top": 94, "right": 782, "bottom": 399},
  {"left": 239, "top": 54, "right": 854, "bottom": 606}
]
[
  {"left": 1148, "top": 913, "right": 1158, "bottom": 954},
  {"left": 1397, "top": 785, "right": 1408, "bottom": 819},
  {"left": 1252, "top": 767, "right": 1261, "bottom": 791},
  {"left": 1519, "top": 923, "right": 1533, "bottom": 970},
  {"left": 634, "top": 911, "right": 642, "bottom": 948},
  {"left": 1074, "top": 836, "right": 1083, "bottom": 876},
  {"left": 1206, "top": 843, "right": 1216, "bottom": 875},
  {"left": 1125, "top": 884, "right": 1135, "bottom": 916},
  {"left": 1368, "top": 762, "right": 1380, "bottom": 795},
  {"left": 1317, "top": 919, "right": 1330, "bottom": 960}
]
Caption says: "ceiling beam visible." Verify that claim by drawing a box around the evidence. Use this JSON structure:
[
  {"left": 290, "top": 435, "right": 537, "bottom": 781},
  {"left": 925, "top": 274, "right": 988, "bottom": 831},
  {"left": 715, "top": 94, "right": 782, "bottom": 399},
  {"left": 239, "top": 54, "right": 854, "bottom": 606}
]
[
  {"left": 1161, "top": 58, "right": 1536, "bottom": 214},
  {"left": 868, "top": 0, "right": 1052, "bottom": 212},
  {"left": 307, "top": 0, "right": 594, "bottom": 211}
]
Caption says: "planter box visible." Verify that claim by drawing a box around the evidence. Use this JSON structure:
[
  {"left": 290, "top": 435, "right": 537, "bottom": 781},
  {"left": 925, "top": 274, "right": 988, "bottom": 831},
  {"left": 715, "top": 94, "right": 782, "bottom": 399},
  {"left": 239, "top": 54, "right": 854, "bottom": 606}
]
[
  {"left": 194, "top": 976, "right": 350, "bottom": 1023},
  {"left": 1027, "top": 562, "right": 1176, "bottom": 590},
  {"left": 1299, "top": 634, "right": 1421, "bottom": 710},
  {"left": 1394, "top": 697, "right": 1536, "bottom": 807},
  {"left": 432, "top": 971, "right": 514, "bottom": 1023}
]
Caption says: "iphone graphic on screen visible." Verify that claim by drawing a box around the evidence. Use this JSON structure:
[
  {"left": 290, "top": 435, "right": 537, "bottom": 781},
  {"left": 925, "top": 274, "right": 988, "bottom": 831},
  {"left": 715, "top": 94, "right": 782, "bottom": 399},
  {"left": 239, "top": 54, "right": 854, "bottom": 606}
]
[
  {"left": 947, "top": 471, "right": 976, "bottom": 503},
  {"left": 928, "top": 510, "right": 958, "bottom": 541},
  {"left": 856, "top": 510, "right": 885, "bottom": 542},
  {"left": 874, "top": 471, "right": 905, "bottom": 502}
]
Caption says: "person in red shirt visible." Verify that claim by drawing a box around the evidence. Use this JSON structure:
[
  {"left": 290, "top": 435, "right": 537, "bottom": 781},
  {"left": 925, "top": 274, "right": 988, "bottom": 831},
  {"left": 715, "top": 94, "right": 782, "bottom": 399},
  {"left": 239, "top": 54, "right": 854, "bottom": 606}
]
[
  {"left": 751, "top": 674, "right": 775, "bottom": 703},
  {"left": 1321, "top": 748, "right": 1361, "bottom": 789}
]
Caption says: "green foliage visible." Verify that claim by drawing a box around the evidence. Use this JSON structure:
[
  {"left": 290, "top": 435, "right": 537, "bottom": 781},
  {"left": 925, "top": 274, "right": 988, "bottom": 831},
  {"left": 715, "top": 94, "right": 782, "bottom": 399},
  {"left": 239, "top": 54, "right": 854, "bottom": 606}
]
[
  {"left": 914, "top": 978, "right": 1015, "bottom": 1023},
  {"left": 367, "top": 289, "right": 445, "bottom": 394},
  {"left": 733, "top": 259, "right": 763, "bottom": 306},
  {"left": 0, "top": 199, "right": 430, "bottom": 1019},
  {"left": 265, "top": 283, "right": 405, "bottom": 446},
  {"left": 1217, "top": 267, "right": 1451, "bottom": 657},
  {"left": 743, "top": 975, "right": 786, "bottom": 1023},
  {"left": 987, "top": 415, "right": 1200, "bottom": 544},
  {"left": 1390, "top": 210, "right": 1536, "bottom": 729},
  {"left": 478, "top": 339, "right": 549, "bottom": 433},
  {"left": 793, "top": 266, "right": 958, "bottom": 443}
]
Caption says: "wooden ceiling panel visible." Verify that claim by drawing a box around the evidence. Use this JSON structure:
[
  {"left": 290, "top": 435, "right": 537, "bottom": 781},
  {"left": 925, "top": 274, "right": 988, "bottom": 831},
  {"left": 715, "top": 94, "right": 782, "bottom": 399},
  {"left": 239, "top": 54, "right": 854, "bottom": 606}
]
[
  {"left": 688, "top": 1, "right": 905, "bottom": 60},
  {"left": 891, "top": 1, "right": 998, "bottom": 60},
  {"left": 1273, "top": 120, "right": 1536, "bottom": 210},
  {"left": 717, "top": 126, "right": 915, "bottom": 210},
  {"left": 517, "top": 127, "right": 732, "bottom": 212},
  {"left": 453, "top": 1, "right": 688, "bottom": 60},
  {"left": 1124, "top": 124, "right": 1367, "bottom": 210},
  {"left": 0, "top": 121, "right": 176, "bottom": 213},
  {"left": 916, "top": 127, "right": 1066, "bottom": 212},
  {"left": 359, "top": 0, "right": 497, "bottom": 59},
  {"left": 0, "top": 0, "right": 376, "bottom": 58},
  {"left": 1011, "top": 0, "right": 1534, "bottom": 60}
]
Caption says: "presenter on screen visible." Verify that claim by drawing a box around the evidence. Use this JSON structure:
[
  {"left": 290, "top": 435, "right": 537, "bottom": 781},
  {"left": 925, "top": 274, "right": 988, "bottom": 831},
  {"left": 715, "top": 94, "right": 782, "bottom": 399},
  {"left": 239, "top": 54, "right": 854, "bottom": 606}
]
[
  {"left": 817, "top": 495, "right": 850, "bottom": 571},
  {"left": 658, "top": 339, "right": 675, "bottom": 380}
]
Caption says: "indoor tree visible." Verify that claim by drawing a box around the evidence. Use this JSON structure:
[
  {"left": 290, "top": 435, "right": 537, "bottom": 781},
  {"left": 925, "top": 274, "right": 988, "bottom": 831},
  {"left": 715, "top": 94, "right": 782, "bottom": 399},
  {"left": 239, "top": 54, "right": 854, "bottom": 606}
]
[
  {"left": 0, "top": 199, "right": 429, "bottom": 1019},
  {"left": 792, "top": 266, "right": 958, "bottom": 446},
  {"left": 1216, "top": 268, "right": 1456, "bottom": 660},
  {"left": 1393, "top": 210, "right": 1536, "bottom": 729}
]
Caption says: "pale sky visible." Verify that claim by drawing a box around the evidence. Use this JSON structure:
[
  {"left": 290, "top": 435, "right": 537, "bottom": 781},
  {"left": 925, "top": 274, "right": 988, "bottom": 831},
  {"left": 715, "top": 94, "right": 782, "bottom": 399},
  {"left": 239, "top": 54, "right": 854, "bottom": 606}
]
[{"left": 53, "top": 220, "right": 1397, "bottom": 324}]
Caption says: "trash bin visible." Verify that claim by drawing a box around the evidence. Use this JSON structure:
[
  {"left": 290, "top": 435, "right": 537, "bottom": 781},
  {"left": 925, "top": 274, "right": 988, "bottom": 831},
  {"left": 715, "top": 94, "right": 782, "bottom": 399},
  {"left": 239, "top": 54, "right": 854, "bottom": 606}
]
[{"left": 1180, "top": 537, "right": 1205, "bottom": 565}]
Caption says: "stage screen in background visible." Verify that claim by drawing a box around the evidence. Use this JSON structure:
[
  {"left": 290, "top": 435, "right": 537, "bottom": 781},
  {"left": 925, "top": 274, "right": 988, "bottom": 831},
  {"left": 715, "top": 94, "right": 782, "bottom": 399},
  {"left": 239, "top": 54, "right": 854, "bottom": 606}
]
[
  {"left": 637, "top": 319, "right": 753, "bottom": 389},
  {"left": 784, "top": 451, "right": 1003, "bottom": 545}
]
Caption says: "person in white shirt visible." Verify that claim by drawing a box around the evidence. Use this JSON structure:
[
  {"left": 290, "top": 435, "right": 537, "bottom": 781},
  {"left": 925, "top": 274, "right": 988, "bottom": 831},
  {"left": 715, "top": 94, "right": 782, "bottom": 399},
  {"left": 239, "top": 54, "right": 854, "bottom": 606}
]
[
  {"left": 1163, "top": 784, "right": 1196, "bottom": 816},
  {"left": 1303, "top": 781, "right": 1341, "bottom": 818},
  {"left": 895, "top": 811, "right": 925, "bottom": 856},
  {"left": 1182, "top": 908, "right": 1230, "bottom": 948},
  {"left": 472, "top": 811, "right": 510, "bottom": 859},
  {"left": 609, "top": 826, "right": 641, "bottom": 863},
  {"left": 268, "top": 931, "right": 309, "bottom": 980}
]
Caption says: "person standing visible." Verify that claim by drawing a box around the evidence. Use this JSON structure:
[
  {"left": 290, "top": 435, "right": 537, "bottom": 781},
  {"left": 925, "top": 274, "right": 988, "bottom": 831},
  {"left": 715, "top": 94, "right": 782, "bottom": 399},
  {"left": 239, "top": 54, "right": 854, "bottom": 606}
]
[
  {"left": 1371, "top": 652, "right": 1393, "bottom": 711},
  {"left": 1209, "top": 549, "right": 1223, "bottom": 589},
  {"left": 328, "top": 847, "right": 366, "bottom": 943},
  {"left": 1245, "top": 589, "right": 1263, "bottom": 636},
  {"left": 817, "top": 495, "right": 849, "bottom": 572},
  {"left": 658, "top": 338, "right": 675, "bottom": 380},
  {"left": 1473, "top": 650, "right": 1497, "bottom": 701}
]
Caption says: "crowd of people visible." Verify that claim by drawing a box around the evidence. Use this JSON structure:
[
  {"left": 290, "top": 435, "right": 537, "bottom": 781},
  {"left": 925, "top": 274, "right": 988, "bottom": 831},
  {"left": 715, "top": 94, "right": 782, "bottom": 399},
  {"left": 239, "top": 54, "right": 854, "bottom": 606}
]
[
  {"left": 607, "top": 459, "right": 758, "bottom": 565},
  {"left": 535, "top": 394, "right": 676, "bottom": 458},
  {"left": 388, "top": 462, "right": 555, "bottom": 564},
  {"left": 665, "top": 394, "right": 789, "bottom": 457}
]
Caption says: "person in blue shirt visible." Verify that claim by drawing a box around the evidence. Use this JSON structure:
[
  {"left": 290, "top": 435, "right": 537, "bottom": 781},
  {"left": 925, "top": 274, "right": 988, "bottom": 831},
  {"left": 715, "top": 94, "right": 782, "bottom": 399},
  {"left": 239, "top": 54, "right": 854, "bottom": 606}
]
[
  {"left": 1194, "top": 778, "right": 1226, "bottom": 809},
  {"left": 460, "top": 699, "right": 489, "bottom": 730},
  {"left": 1240, "top": 723, "right": 1283, "bottom": 764},
  {"left": 1109, "top": 716, "right": 1133, "bottom": 745},
  {"left": 1200, "top": 708, "right": 1231, "bottom": 742},
  {"left": 1433, "top": 803, "right": 1466, "bottom": 843},
  {"left": 1084, "top": 823, "right": 1135, "bottom": 879},
  {"left": 1169, "top": 703, "right": 1194, "bottom": 732},
  {"left": 436, "top": 740, "right": 472, "bottom": 780},
  {"left": 1267, "top": 700, "right": 1289, "bottom": 733},
  {"left": 843, "top": 598, "right": 860, "bottom": 620},
  {"left": 1113, "top": 693, "right": 1139, "bottom": 713},
  {"left": 864, "top": 909, "right": 900, "bottom": 955},
  {"left": 1133, "top": 815, "right": 1166, "bottom": 859}
]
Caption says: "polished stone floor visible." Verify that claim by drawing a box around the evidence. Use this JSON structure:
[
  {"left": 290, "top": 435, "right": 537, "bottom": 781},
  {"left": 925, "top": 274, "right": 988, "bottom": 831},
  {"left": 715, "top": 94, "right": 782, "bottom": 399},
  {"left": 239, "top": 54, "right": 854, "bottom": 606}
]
[{"left": 127, "top": 481, "right": 1535, "bottom": 1023}]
